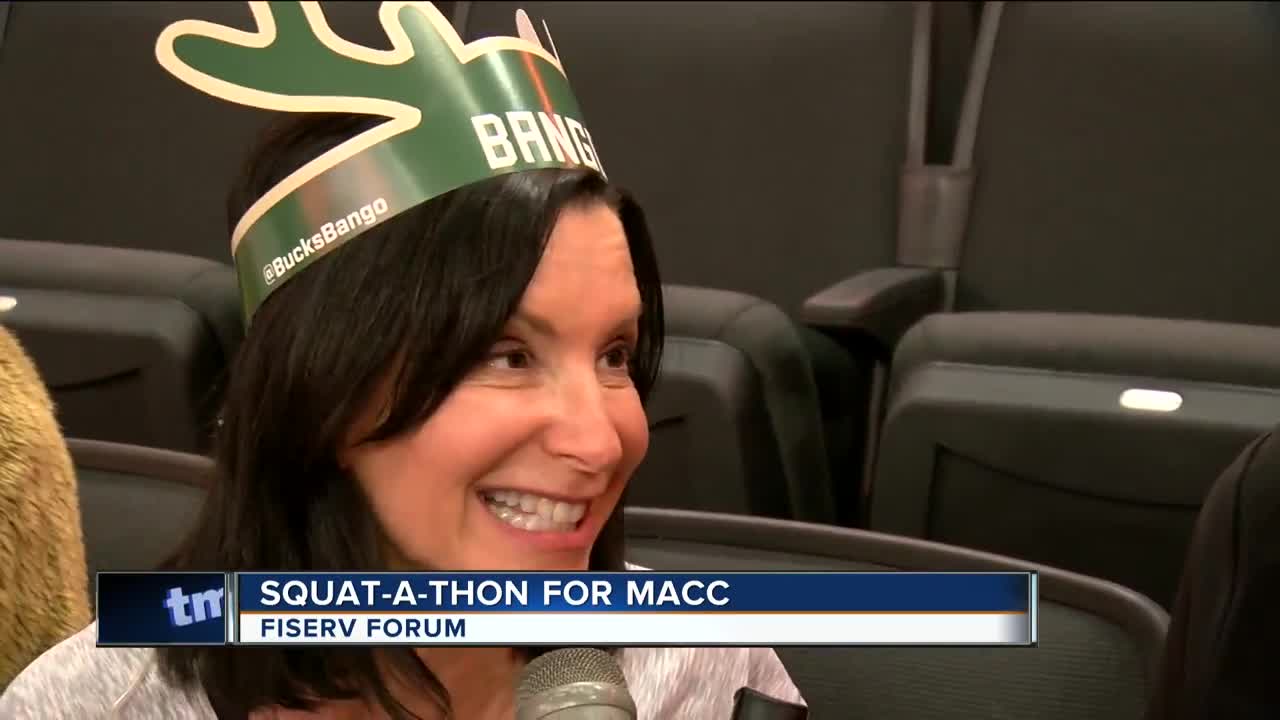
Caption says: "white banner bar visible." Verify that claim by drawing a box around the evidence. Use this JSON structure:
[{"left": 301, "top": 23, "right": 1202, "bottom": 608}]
[{"left": 236, "top": 612, "right": 1031, "bottom": 646}]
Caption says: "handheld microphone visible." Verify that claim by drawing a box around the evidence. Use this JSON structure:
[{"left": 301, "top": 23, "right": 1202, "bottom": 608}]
[
  {"left": 730, "top": 687, "right": 809, "bottom": 720},
  {"left": 515, "top": 648, "right": 637, "bottom": 720}
]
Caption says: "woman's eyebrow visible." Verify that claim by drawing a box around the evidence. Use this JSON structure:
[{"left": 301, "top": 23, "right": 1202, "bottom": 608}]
[
  {"left": 510, "top": 304, "right": 642, "bottom": 339},
  {"left": 510, "top": 309, "right": 557, "bottom": 337},
  {"left": 611, "top": 306, "right": 643, "bottom": 337}
]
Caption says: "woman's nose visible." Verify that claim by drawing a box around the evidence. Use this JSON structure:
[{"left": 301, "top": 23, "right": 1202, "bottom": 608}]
[{"left": 541, "top": 373, "right": 624, "bottom": 476}]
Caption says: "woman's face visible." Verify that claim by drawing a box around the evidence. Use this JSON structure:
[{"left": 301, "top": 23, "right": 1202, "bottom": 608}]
[{"left": 344, "top": 202, "right": 648, "bottom": 572}]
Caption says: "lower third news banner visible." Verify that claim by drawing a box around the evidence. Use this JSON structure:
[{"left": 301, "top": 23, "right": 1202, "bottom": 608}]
[{"left": 95, "top": 571, "right": 1038, "bottom": 647}]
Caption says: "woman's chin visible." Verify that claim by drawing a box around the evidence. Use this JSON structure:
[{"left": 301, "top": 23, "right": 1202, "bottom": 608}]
[{"left": 508, "top": 555, "right": 592, "bottom": 572}]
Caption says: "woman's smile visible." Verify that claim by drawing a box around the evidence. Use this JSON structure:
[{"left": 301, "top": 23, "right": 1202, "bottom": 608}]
[
  {"left": 479, "top": 488, "right": 589, "bottom": 532},
  {"left": 475, "top": 485, "right": 613, "bottom": 555}
]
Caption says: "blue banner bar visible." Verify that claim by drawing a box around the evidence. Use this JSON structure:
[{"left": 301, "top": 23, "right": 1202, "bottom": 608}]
[
  {"left": 96, "top": 571, "right": 229, "bottom": 646},
  {"left": 236, "top": 572, "right": 1032, "bottom": 613}
]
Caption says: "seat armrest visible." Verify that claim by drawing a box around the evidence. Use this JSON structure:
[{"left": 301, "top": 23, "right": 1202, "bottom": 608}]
[{"left": 801, "top": 267, "right": 944, "bottom": 351}]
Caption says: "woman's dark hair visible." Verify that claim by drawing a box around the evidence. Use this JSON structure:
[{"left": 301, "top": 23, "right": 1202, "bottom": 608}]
[{"left": 156, "top": 112, "right": 664, "bottom": 718}]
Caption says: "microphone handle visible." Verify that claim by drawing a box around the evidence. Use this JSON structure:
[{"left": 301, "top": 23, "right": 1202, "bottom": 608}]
[{"left": 730, "top": 687, "right": 809, "bottom": 720}]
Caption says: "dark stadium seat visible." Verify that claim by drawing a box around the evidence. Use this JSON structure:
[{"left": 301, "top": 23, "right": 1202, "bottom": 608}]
[
  {"left": 864, "top": 1, "right": 1280, "bottom": 608},
  {"left": 626, "top": 506, "right": 1169, "bottom": 720},
  {"left": 873, "top": 312, "right": 1280, "bottom": 608},
  {"left": 66, "top": 438, "right": 214, "bottom": 606},
  {"left": 0, "top": 240, "right": 241, "bottom": 453},
  {"left": 638, "top": 285, "right": 833, "bottom": 521},
  {"left": 1147, "top": 426, "right": 1280, "bottom": 720},
  {"left": 458, "top": 1, "right": 975, "bottom": 524}
]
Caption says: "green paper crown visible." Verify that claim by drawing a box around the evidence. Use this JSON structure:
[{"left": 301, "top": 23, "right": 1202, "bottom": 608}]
[{"left": 156, "top": 1, "right": 606, "bottom": 321}]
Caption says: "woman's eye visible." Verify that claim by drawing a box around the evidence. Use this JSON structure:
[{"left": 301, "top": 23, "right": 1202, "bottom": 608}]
[
  {"left": 488, "top": 350, "right": 532, "bottom": 370},
  {"left": 600, "top": 345, "right": 632, "bottom": 370}
]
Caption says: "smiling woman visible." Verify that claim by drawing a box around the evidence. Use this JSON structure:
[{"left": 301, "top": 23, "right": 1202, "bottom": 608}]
[
  {"left": 155, "top": 111, "right": 662, "bottom": 716},
  {"left": 0, "top": 109, "right": 806, "bottom": 720}
]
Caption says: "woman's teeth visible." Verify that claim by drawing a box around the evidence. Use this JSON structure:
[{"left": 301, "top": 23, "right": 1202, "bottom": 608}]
[{"left": 482, "top": 490, "right": 587, "bottom": 532}]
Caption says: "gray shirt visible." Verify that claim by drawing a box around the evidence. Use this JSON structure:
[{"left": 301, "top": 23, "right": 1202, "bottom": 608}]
[{"left": 0, "top": 621, "right": 806, "bottom": 719}]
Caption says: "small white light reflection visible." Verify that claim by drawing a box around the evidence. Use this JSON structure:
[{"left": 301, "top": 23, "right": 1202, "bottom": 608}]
[
  {"left": 0, "top": 296, "right": 15, "bottom": 313},
  {"left": 1119, "top": 388, "right": 1183, "bottom": 413}
]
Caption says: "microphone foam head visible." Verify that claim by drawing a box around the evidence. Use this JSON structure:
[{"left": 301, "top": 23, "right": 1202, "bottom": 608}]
[{"left": 517, "top": 647, "right": 628, "bottom": 703}]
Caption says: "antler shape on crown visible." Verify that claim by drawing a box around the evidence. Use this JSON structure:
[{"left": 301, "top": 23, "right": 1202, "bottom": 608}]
[{"left": 156, "top": 1, "right": 605, "bottom": 321}]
